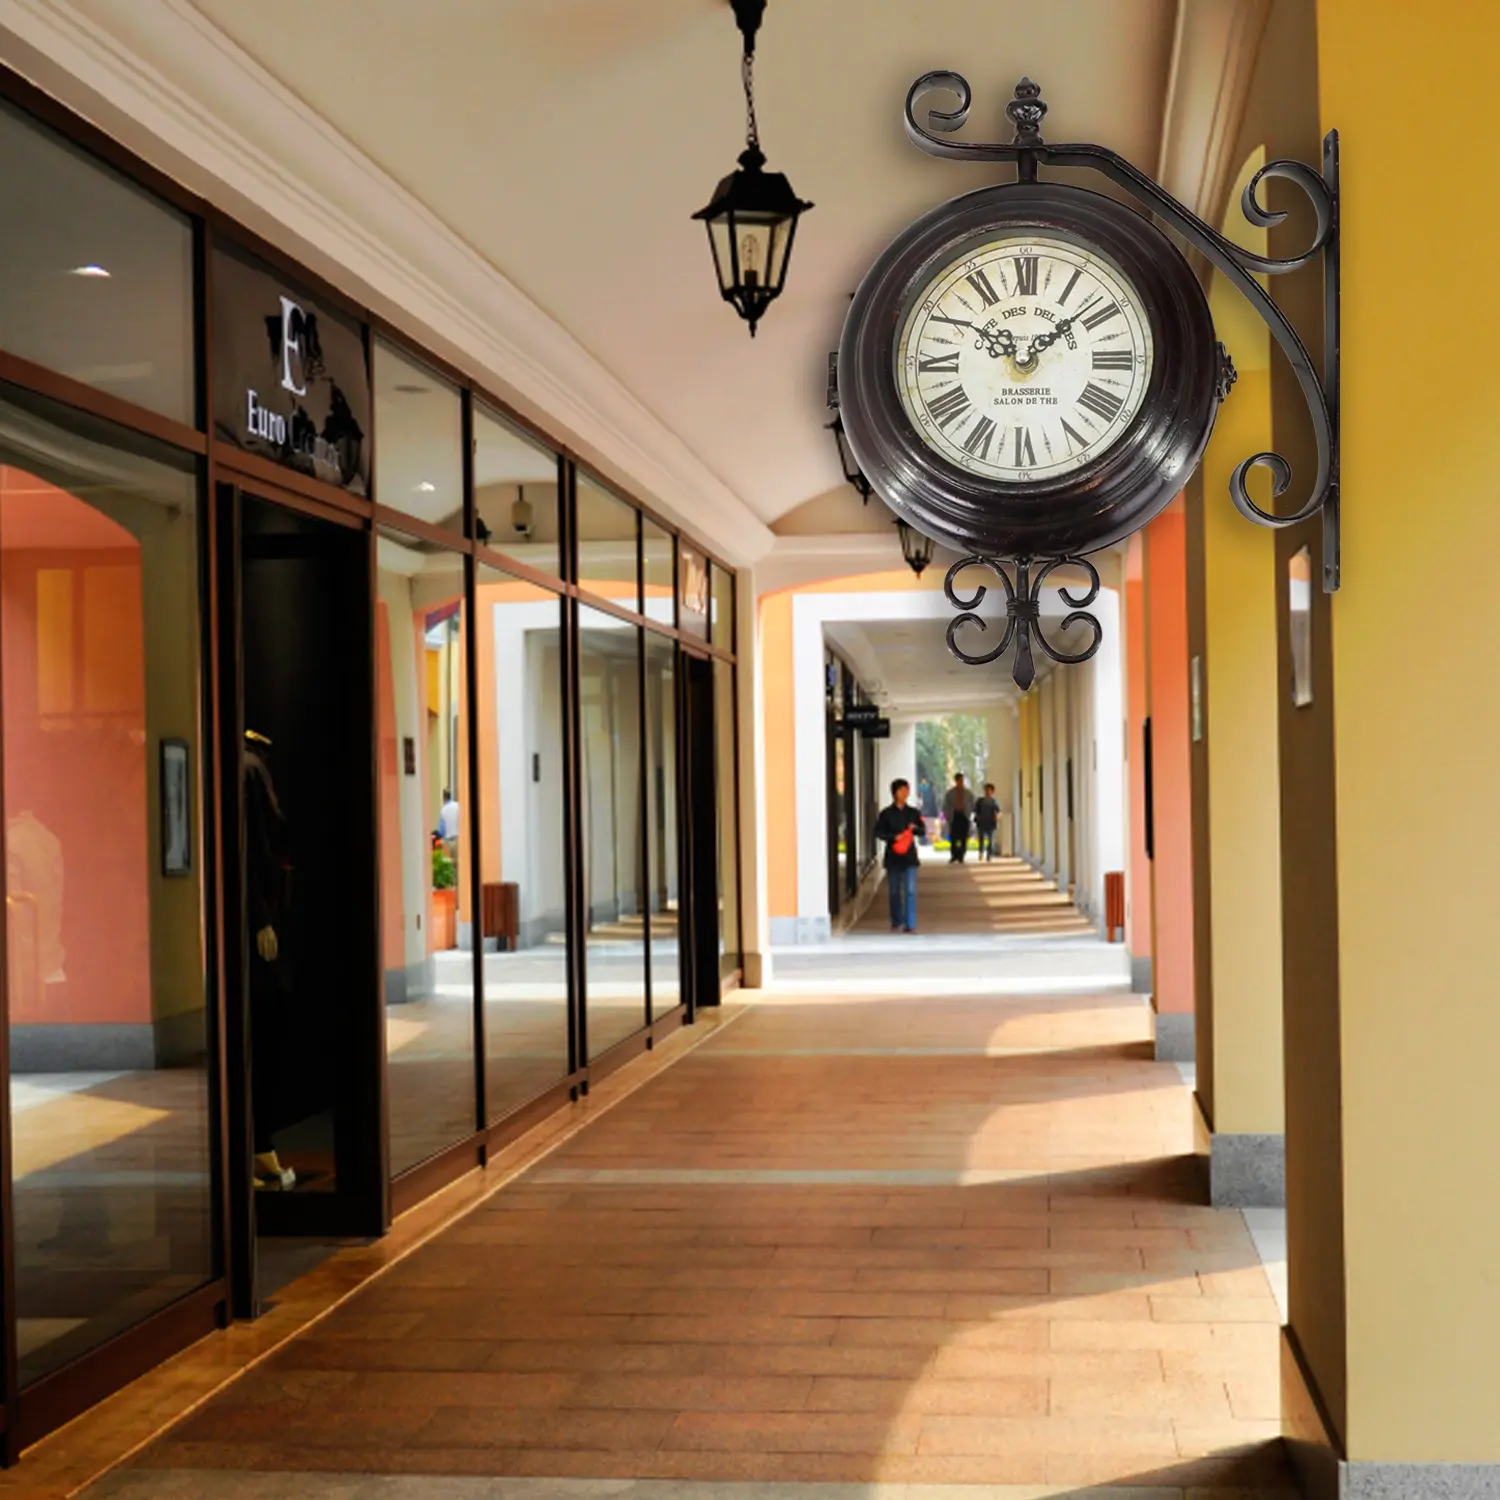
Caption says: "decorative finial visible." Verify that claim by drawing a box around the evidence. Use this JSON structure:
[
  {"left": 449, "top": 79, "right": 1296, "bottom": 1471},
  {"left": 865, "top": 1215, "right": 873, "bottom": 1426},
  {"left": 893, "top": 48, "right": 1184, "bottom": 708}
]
[
  {"left": 1215, "top": 343, "right": 1239, "bottom": 402},
  {"left": 1006, "top": 77, "right": 1047, "bottom": 147}
]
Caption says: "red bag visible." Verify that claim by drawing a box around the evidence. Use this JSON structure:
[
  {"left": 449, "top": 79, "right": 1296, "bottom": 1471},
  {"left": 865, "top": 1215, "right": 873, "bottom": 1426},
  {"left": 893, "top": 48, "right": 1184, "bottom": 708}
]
[{"left": 891, "top": 825, "right": 915, "bottom": 857}]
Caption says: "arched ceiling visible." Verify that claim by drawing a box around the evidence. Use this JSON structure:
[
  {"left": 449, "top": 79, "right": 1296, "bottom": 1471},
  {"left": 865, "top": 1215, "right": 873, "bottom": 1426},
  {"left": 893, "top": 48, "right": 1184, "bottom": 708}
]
[{"left": 176, "top": 0, "right": 1180, "bottom": 525}]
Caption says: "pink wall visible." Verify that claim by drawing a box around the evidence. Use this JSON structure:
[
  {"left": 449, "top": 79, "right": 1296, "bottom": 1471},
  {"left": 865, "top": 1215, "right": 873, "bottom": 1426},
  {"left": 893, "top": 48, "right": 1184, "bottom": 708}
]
[
  {"left": 1145, "top": 501, "right": 1195, "bottom": 1018},
  {"left": 1, "top": 468, "right": 151, "bottom": 1025}
]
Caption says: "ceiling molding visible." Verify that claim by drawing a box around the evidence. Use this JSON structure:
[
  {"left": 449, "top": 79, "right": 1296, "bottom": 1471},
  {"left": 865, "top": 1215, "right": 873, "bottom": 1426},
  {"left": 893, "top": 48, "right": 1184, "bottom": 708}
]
[
  {"left": 0, "top": 0, "right": 775, "bottom": 564},
  {"left": 1155, "top": 0, "right": 1272, "bottom": 242}
]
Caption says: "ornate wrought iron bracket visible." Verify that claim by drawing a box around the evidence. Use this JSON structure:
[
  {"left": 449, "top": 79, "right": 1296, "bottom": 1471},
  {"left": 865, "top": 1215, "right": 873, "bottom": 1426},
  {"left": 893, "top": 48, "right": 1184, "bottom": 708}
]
[
  {"left": 903, "top": 74, "right": 1340, "bottom": 685},
  {"left": 945, "top": 556, "right": 1103, "bottom": 692}
]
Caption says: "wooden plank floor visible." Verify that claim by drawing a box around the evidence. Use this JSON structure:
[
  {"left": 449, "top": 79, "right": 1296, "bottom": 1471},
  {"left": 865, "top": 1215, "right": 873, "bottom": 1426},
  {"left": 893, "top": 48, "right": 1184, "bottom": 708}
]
[{"left": 87, "top": 983, "right": 1294, "bottom": 1498}]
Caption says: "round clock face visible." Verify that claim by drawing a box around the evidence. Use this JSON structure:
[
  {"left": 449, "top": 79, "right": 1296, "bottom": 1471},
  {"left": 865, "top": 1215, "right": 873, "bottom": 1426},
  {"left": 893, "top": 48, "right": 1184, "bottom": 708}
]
[{"left": 895, "top": 235, "right": 1153, "bottom": 483}]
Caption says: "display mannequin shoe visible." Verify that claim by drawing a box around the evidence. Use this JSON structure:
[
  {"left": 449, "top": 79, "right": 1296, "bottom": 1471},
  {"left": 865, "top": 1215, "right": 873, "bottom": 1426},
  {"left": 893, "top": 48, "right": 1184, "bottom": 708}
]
[{"left": 253, "top": 1150, "right": 296, "bottom": 1190}]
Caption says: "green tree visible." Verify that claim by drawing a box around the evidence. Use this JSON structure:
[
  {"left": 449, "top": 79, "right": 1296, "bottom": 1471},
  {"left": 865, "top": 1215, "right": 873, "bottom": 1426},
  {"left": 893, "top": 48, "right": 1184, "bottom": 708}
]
[
  {"left": 915, "top": 718, "right": 951, "bottom": 790},
  {"left": 947, "top": 713, "right": 989, "bottom": 785},
  {"left": 915, "top": 714, "right": 989, "bottom": 789}
]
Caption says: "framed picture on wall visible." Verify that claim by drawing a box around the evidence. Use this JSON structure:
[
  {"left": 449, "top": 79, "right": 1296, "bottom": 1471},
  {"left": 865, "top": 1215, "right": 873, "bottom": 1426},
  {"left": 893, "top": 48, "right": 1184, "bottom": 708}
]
[
  {"left": 1289, "top": 545, "right": 1314, "bottom": 708},
  {"left": 161, "top": 738, "right": 191, "bottom": 876}
]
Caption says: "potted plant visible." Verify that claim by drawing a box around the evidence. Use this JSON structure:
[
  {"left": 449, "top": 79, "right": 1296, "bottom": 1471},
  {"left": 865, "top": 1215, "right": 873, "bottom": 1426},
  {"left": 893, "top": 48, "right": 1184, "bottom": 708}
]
[{"left": 430, "top": 838, "right": 457, "bottom": 949}]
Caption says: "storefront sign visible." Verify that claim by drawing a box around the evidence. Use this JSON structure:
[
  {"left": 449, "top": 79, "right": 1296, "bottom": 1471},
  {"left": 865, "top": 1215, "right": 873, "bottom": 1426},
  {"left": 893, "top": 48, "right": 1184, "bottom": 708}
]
[
  {"left": 843, "top": 704, "right": 883, "bottom": 728},
  {"left": 212, "top": 244, "right": 370, "bottom": 494}
]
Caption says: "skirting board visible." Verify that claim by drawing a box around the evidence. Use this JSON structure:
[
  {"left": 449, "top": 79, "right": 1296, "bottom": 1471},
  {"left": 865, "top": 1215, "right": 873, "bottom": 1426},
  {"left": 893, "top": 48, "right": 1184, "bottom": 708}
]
[
  {"left": 1210, "top": 1132, "right": 1285, "bottom": 1208},
  {"left": 1154, "top": 1009, "right": 1194, "bottom": 1061},
  {"left": 11, "top": 1023, "right": 155, "bottom": 1072}
]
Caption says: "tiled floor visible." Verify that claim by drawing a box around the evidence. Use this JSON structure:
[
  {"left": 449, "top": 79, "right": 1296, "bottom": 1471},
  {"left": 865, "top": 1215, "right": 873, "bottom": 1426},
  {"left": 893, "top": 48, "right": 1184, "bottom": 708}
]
[
  {"left": 852, "top": 858, "right": 1097, "bottom": 937},
  {"left": 83, "top": 977, "right": 1294, "bottom": 1499}
]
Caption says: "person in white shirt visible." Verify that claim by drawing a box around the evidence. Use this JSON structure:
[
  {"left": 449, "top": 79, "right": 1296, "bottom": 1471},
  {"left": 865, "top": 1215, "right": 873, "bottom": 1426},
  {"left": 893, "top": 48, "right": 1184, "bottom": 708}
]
[{"left": 437, "top": 790, "right": 460, "bottom": 843}]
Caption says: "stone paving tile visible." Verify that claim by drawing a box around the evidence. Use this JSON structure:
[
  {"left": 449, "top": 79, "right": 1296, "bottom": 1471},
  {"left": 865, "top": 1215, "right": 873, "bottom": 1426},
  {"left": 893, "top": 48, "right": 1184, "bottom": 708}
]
[{"left": 86, "top": 985, "right": 1291, "bottom": 1493}]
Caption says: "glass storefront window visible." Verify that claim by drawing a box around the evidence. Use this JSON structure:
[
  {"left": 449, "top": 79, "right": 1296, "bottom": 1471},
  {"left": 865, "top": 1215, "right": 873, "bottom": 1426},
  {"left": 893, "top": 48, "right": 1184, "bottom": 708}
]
[
  {"left": 642, "top": 516, "right": 674, "bottom": 630},
  {"left": 475, "top": 565, "right": 570, "bottom": 1120},
  {"left": 715, "top": 658, "right": 742, "bottom": 976},
  {"left": 578, "top": 605, "right": 647, "bottom": 1055},
  {"left": 711, "top": 563, "right": 735, "bottom": 652},
  {"left": 474, "top": 405, "right": 561, "bottom": 578},
  {"left": 0, "top": 387, "right": 211, "bottom": 1384},
  {"left": 576, "top": 474, "right": 639, "bottom": 611},
  {"left": 679, "top": 541, "right": 710, "bottom": 641},
  {"left": 644, "top": 634, "right": 680, "bottom": 1016},
  {"left": 375, "top": 527, "right": 476, "bottom": 1176},
  {"left": 373, "top": 343, "right": 463, "bottom": 532},
  {"left": 0, "top": 103, "right": 194, "bottom": 425}
]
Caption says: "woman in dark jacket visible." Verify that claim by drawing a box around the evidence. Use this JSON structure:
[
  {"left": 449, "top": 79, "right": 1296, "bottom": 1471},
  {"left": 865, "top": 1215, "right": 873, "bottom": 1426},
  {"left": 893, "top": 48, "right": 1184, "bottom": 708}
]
[{"left": 875, "top": 778, "right": 926, "bottom": 932}]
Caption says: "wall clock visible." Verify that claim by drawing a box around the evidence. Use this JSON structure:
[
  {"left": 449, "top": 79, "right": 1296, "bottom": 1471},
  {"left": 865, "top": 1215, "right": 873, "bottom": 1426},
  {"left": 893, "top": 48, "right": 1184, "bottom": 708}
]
[
  {"left": 840, "top": 181, "right": 1227, "bottom": 559},
  {"left": 832, "top": 75, "right": 1339, "bottom": 689}
]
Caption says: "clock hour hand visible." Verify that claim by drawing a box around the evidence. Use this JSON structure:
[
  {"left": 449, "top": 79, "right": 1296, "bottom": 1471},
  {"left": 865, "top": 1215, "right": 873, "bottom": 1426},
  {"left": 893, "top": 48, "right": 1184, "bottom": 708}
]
[{"left": 974, "top": 325, "right": 1016, "bottom": 359}]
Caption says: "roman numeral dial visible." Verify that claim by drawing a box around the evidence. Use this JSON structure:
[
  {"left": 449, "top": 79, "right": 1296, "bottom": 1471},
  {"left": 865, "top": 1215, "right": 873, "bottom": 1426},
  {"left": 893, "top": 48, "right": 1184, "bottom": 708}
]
[{"left": 896, "top": 232, "right": 1154, "bottom": 483}]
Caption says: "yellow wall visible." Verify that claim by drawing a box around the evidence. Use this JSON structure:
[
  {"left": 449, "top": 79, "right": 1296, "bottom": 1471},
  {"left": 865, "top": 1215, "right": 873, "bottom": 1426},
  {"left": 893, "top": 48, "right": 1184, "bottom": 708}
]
[
  {"left": 1201, "top": 141, "right": 1286, "bottom": 1136},
  {"left": 1321, "top": 0, "right": 1500, "bottom": 1460}
]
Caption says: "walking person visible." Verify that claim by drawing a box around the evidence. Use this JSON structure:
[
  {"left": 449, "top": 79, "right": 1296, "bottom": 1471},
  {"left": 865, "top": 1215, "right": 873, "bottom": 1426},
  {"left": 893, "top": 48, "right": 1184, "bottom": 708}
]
[
  {"left": 942, "top": 773, "right": 973, "bottom": 864},
  {"left": 875, "top": 778, "right": 925, "bottom": 933},
  {"left": 975, "top": 782, "right": 1001, "bottom": 862}
]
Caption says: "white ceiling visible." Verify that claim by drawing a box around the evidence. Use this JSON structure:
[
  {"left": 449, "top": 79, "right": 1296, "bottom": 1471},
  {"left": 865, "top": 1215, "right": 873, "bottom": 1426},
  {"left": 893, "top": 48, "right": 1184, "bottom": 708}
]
[
  {"left": 825, "top": 603, "right": 1083, "bottom": 715},
  {"left": 180, "top": 0, "right": 1179, "bottom": 526}
]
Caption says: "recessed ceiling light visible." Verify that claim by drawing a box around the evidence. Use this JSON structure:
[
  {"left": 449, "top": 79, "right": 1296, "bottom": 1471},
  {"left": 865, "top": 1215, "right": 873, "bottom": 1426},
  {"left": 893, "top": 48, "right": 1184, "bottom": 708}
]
[
  {"left": 416, "top": 481, "right": 437, "bottom": 493},
  {"left": 69, "top": 264, "right": 111, "bottom": 278}
]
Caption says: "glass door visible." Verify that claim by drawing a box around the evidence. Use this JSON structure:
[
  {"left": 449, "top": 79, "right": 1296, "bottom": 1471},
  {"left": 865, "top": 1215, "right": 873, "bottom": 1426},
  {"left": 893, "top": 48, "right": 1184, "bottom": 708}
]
[{"left": 217, "top": 483, "right": 384, "bottom": 1313}]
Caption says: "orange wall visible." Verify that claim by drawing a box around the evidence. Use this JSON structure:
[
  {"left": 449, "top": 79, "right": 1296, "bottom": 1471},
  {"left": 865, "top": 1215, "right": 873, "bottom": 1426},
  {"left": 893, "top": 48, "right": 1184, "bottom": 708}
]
[
  {"left": 1, "top": 471, "right": 151, "bottom": 1025},
  {"left": 1145, "top": 501, "right": 1194, "bottom": 1017},
  {"left": 759, "top": 590, "right": 796, "bottom": 920},
  {"left": 1123, "top": 535, "right": 1153, "bottom": 961}
]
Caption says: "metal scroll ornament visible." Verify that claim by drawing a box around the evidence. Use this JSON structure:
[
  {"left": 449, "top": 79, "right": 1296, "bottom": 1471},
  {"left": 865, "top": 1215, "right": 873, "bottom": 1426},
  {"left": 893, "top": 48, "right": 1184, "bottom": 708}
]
[
  {"left": 945, "top": 556, "right": 1102, "bottom": 691},
  {"left": 864, "top": 74, "right": 1339, "bottom": 689}
]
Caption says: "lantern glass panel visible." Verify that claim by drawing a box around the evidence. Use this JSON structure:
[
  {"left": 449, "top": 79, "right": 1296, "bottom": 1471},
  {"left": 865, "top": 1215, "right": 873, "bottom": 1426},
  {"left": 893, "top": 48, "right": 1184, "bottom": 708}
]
[
  {"left": 734, "top": 216, "right": 775, "bottom": 292},
  {"left": 765, "top": 215, "right": 794, "bottom": 290},
  {"left": 706, "top": 216, "right": 735, "bottom": 296}
]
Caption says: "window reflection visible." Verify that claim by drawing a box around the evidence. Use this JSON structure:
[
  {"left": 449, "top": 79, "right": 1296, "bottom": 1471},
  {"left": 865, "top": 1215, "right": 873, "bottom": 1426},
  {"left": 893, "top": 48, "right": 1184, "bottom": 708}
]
[
  {"left": 0, "top": 391, "right": 211, "bottom": 1385},
  {"left": 642, "top": 516, "right": 675, "bottom": 630},
  {"left": 715, "top": 658, "right": 741, "bottom": 976},
  {"left": 376, "top": 528, "right": 476, "bottom": 1175},
  {"left": 373, "top": 344, "right": 463, "bottom": 532},
  {"left": 475, "top": 565, "right": 570, "bottom": 1119},
  {"left": 644, "top": 634, "right": 680, "bottom": 1016},
  {"left": 579, "top": 605, "right": 647, "bottom": 1055},
  {"left": 576, "top": 474, "right": 639, "bottom": 610},
  {"left": 711, "top": 563, "right": 735, "bottom": 651},
  {"left": 0, "top": 103, "right": 194, "bottom": 424},
  {"left": 474, "top": 406, "right": 561, "bottom": 579}
]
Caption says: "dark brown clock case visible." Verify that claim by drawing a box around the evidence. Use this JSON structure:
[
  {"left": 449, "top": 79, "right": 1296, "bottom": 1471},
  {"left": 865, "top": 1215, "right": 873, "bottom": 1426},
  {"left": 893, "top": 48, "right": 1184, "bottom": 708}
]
[{"left": 837, "top": 180, "right": 1221, "bottom": 558}]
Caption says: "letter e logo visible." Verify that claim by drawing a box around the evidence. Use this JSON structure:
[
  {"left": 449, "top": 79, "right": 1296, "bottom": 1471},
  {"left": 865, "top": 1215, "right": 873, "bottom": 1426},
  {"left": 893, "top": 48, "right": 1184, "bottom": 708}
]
[{"left": 279, "top": 296, "right": 308, "bottom": 397}]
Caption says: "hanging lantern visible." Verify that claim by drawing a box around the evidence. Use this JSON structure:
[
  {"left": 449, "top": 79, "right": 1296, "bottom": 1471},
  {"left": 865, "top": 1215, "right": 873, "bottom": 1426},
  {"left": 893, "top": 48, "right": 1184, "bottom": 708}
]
[
  {"left": 825, "top": 353, "right": 872, "bottom": 504},
  {"left": 897, "top": 519, "right": 936, "bottom": 578},
  {"left": 693, "top": 0, "right": 813, "bottom": 337}
]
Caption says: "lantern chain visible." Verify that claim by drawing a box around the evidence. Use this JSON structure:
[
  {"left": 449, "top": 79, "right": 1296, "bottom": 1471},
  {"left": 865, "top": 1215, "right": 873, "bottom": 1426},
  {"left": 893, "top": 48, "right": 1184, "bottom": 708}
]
[{"left": 742, "top": 48, "right": 760, "bottom": 152}]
